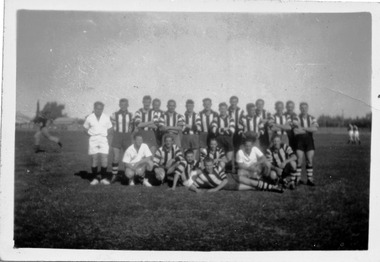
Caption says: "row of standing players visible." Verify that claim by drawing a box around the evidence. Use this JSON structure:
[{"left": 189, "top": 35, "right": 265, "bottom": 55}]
[{"left": 81, "top": 95, "right": 319, "bottom": 193}]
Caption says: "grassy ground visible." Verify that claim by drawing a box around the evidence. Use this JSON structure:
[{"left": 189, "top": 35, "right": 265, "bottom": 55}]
[{"left": 14, "top": 129, "right": 370, "bottom": 250}]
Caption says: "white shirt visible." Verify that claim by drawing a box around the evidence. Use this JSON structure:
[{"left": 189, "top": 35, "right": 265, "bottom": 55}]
[
  {"left": 123, "top": 143, "right": 152, "bottom": 165},
  {"left": 236, "top": 147, "right": 264, "bottom": 166},
  {"left": 83, "top": 113, "right": 112, "bottom": 137}
]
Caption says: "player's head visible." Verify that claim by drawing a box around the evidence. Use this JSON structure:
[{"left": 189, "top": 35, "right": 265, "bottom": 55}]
[
  {"left": 286, "top": 100, "right": 295, "bottom": 113},
  {"left": 186, "top": 99, "right": 195, "bottom": 112},
  {"left": 119, "top": 98, "right": 129, "bottom": 111},
  {"left": 229, "top": 96, "right": 239, "bottom": 108},
  {"left": 152, "top": 98, "right": 161, "bottom": 111},
  {"left": 272, "top": 135, "right": 282, "bottom": 149},
  {"left": 246, "top": 103, "right": 256, "bottom": 116},
  {"left": 142, "top": 95, "right": 152, "bottom": 109},
  {"left": 300, "top": 102, "right": 309, "bottom": 115},
  {"left": 203, "top": 157, "right": 214, "bottom": 173},
  {"left": 218, "top": 102, "right": 228, "bottom": 115},
  {"left": 164, "top": 134, "right": 174, "bottom": 148},
  {"left": 167, "top": 99, "right": 176, "bottom": 112},
  {"left": 275, "top": 101, "right": 284, "bottom": 113},
  {"left": 255, "top": 99, "right": 265, "bottom": 111},
  {"left": 209, "top": 137, "right": 218, "bottom": 150},
  {"left": 133, "top": 132, "right": 144, "bottom": 147},
  {"left": 93, "top": 101, "right": 104, "bottom": 117},
  {"left": 203, "top": 98, "right": 212, "bottom": 110},
  {"left": 184, "top": 149, "right": 195, "bottom": 163},
  {"left": 243, "top": 136, "right": 256, "bottom": 153}
]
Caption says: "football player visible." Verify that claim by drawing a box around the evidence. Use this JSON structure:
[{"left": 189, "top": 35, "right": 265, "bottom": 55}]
[
  {"left": 228, "top": 96, "right": 245, "bottom": 151},
  {"left": 347, "top": 124, "right": 354, "bottom": 144},
  {"left": 353, "top": 124, "right": 361, "bottom": 145},
  {"left": 239, "top": 103, "right": 264, "bottom": 145},
  {"left": 198, "top": 98, "right": 219, "bottom": 149},
  {"left": 33, "top": 111, "right": 62, "bottom": 153},
  {"left": 171, "top": 149, "right": 201, "bottom": 190},
  {"left": 284, "top": 100, "right": 297, "bottom": 151},
  {"left": 255, "top": 99, "right": 271, "bottom": 152},
  {"left": 181, "top": 99, "right": 201, "bottom": 160},
  {"left": 199, "top": 137, "right": 228, "bottom": 170},
  {"left": 269, "top": 101, "right": 291, "bottom": 145},
  {"left": 158, "top": 99, "right": 185, "bottom": 148}
]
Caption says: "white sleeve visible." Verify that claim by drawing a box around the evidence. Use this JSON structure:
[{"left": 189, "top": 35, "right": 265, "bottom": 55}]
[
  {"left": 143, "top": 144, "right": 153, "bottom": 157},
  {"left": 236, "top": 150, "right": 243, "bottom": 163},
  {"left": 254, "top": 147, "right": 264, "bottom": 158},
  {"left": 122, "top": 149, "right": 132, "bottom": 163},
  {"left": 83, "top": 116, "right": 90, "bottom": 129},
  {"left": 106, "top": 116, "right": 113, "bottom": 129}
]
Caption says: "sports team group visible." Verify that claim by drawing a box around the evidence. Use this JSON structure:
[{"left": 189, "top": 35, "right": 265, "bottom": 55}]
[{"left": 35, "top": 95, "right": 319, "bottom": 194}]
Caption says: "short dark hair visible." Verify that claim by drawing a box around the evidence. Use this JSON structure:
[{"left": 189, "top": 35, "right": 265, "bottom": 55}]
[
  {"left": 286, "top": 100, "right": 295, "bottom": 107},
  {"left": 246, "top": 103, "right": 255, "bottom": 112},
  {"left": 203, "top": 157, "right": 213, "bottom": 164},
  {"left": 167, "top": 99, "right": 176, "bottom": 106},
  {"left": 275, "top": 101, "right": 284, "bottom": 108},
  {"left": 256, "top": 99, "right": 264, "bottom": 104},
  {"left": 203, "top": 98, "right": 212, "bottom": 103},
  {"left": 271, "top": 134, "right": 281, "bottom": 141},
  {"left": 152, "top": 98, "right": 161, "bottom": 104},
  {"left": 133, "top": 132, "right": 143, "bottom": 140},
  {"left": 208, "top": 136, "right": 218, "bottom": 144},
  {"left": 230, "top": 96, "right": 239, "bottom": 102},
  {"left": 219, "top": 102, "right": 228, "bottom": 108},
  {"left": 244, "top": 135, "right": 257, "bottom": 144},
  {"left": 164, "top": 134, "right": 174, "bottom": 141},
  {"left": 300, "top": 102, "right": 309, "bottom": 107},
  {"left": 119, "top": 98, "right": 128, "bottom": 104},
  {"left": 185, "top": 149, "right": 194, "bottom": 156},
  {"left": 186, "top": 99, "right": 194, "bottom": 105},
  {"left": 94, "top": 101, "right": 104, "bottom": 108},
  {"left": 143, "top": 95, "right": 152, "bottom": 101}
]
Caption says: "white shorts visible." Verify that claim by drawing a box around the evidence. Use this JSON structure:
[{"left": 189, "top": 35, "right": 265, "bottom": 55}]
[
  {"left": 88, "top": 136, "right": 109, "bottom": 155},
  {"left": 348, "top": 130, "right": 354, "bottom": 138},
  {"left": 354, "top": 131, "right": 360, "bottom": 138}
]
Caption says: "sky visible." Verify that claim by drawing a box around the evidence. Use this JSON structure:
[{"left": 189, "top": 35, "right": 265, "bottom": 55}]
[{"left": 16, "top": 11, "right": 371, "bottom": 119}]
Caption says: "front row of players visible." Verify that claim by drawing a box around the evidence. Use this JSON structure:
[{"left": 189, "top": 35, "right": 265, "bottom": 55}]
[{"left": 82, "top": 98, "right": 318, "bottom": 191}]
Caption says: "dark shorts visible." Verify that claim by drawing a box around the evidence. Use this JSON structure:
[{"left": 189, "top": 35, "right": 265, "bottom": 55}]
[
  {"left": 295, "top": 134, "right": 315, "bottom": 152},
  {"left": 216, "top": 135, "right": 234, "bottom": 153},
  {"left": 286, "top": 130, "right": 297, "bottom": 151},
  {"left": 111, "top": 132, "right": 132, "bottom": 149},
  {"left": 273, "top": 162, "right": 295, "bottom": 177},
  {"left": 139, "top": 130, "right": 157, "bottom": 148},
  {"left": 259, "top": 130, "right": 270, "bottom": 151},
  {"left": 181, "top": 134, "right": 200, "bottom": 149},
  {"left": 199, "top": 132, "right": 209, "bottom": 148},
  {"left": 223, "top": 173, "right": 240, "bottom": 191}
]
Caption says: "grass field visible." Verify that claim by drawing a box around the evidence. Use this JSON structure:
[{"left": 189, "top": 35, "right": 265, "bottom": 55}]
[{"left": 14, "top": 129, "right": 370, "bottom": 250}]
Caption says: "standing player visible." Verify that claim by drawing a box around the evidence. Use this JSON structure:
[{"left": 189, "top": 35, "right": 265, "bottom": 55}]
[
  {"left": 198, "top": 98, "right": 219, "bottom": 149},
  {"left": 122, "top": 132, "right": 154, "bottom": 187},
  {"left": 211, "top": 102, "right": 235, "bottom": 171},
  {"left": 153, "top": 135, "right": 184, "bottom": 185},
  {"left": 187, "top": 157, "right": 283, "bottom": 193},
  {"left": 266, "top": 135, "right": 297, "bottom": 189},
  {"left": 134, "top": 95, "right": 159, "bottom": 154},
  {"left": 293, "top": 102, "right": 319, "bottom": 186},
  {"left": 171, "top": 149, "right": 201, "bottom": 190},
  {"left": 83, "top": 101, "right": 113, "bottom": 185},
  {"left": 158, "top": 99, "right": 185, "bottom": 148},
  {"left": 255, "top": 99, "right": 271, "bottom": 152},
  {"left": 228, "top": 96, "right": 245, "bottom": 151},
  {"left": 152, "top": 98, "right": 164, "bottom": 147},
  {"left": 269, "top": 101, "right": 291, "bottom": 145},
  {"left": 199, "top": 137, "right": 228, "bottom": 170},
  {"left": 284, "top": 100, "right": 298, "bottom": 151},
  {"left": 110, "top": 98, "right": 134, "bottom": 184},
  {"left": 239, "top": 103, "right": 264, "bottom": 144},
  {"left": 347, "top": 124, "right": 354, "bottom": 144},
  {"left": 353, "top": 124, "right": 361, "bottom": 145},
  {"left": 181, "top": 99, "right": 201, "bottom": 159},
  {"left": 34, "top": 111, "right": 63, "bottom": 153}
]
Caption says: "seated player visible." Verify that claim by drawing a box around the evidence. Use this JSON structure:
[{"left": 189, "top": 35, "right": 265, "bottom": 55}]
[
  {"left": 239, "top": 103, "right": 264, "bottom": 147},
  {"left": 293, "top": 102, "right": 319, "bottom": 186},
  {"left": 211, "top": 102, "right": 235, "bottom": 171},
  {"left": 199, "top": 137, "right": 228, "bottom": 170},
  {"left": 266, "top": 135, "right": 297, "bottom": 189},
  {"left": 236, "top": 137, "right": 271, "bottom": 180},
  {"left": 122, "top": 132, "right": 154, "bottom": 187},
  {"left": 153, "top": 135, "right": 184, "bottom": 185},
  {"left": 186, "top": 157, "right": 283, "bottom": 193},
  {"left": 181, "top": 99, "right": 201, "bottom": 160},
  {"left": 353, "top": 124, "right": 361, "bottom": 145},
  {"left": 83, "top": 101, "right": 113, "bottom": 185},
  {"left": 171, "top": 149, "right": 201, "bottom": 190},
  {"left": 159, "top": 99, "right": 185, "bottom": 148},
  {"left": 34, "top": 110, "right": 63, "bottom": 153},
  {"left": 269, "top": 101, "right": 291, "bottom": 145}
]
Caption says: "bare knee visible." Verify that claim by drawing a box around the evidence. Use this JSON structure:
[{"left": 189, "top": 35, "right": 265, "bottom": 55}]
[{"left": 125, "top": 168, "right": 135, "bottom": 179}]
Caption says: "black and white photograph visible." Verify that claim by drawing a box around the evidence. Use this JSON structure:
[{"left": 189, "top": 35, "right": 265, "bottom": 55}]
[{"left": 1, "top": 0, "right": 380, "bottom": 261}]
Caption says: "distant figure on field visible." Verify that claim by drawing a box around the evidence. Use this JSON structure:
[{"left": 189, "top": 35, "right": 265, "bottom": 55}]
[
  {"left": 353, "top": 125, "right": 361, "bottom": 145},
  {"left": 34, "top": 111, "right": 62, "bottom": 153},
  {"left": 347, "top": 124, "right": 354, "bottom": 144}
]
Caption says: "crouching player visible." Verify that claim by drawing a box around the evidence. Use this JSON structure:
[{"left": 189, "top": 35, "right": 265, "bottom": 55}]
[
  {"left": 34, "top": 111, "right": 63, "bottom": 153},
  {"left": 171, "top": 149, "right": 201, "bottom": 190},
  {"left": 236, "top": 137, "right": 271, "bottom": 181},
  {"left": 83, "top": 101, "right": 113, "bottom": 185},
  {"left": 153, "top": 135, "right": 184, "bottom": 185},
  {"left": 199, "top": 137, "right": 228, "bottom": 170},
  {"left": 266, "top": 135, "right": 297, "bottom": 189},
  {"left": 122, "top": 133, "right": 154, "bottom": 187},
  {"left": 186, "top": 157, "right": 283, "bottom": 193}
]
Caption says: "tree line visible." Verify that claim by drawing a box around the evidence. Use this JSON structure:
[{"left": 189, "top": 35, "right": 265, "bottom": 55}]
[{"left": 317, "top": 112, "right": 371, "bottom": 128}]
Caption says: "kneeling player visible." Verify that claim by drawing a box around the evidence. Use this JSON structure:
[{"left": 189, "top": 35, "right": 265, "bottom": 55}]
[
  {"left": 171, "top": 149, "right": 201, "bottom": 190},
  {"left": 122, "top": 133, "right": 154, "bottom": 187},
  {"left": 187, "top": 157, "right": 283, "bottom": 193},
  {"left": 199, "top": 137, "right": 228, "bottom": 170},
  {"left": 236, "top": 137, "right": 271, "bottom": 180},
  {"left": 153, "top": 135, "right": 184, "bottom": 185},
  {"left": 266, "top": 135, "right": 297, "bottom": 188}
]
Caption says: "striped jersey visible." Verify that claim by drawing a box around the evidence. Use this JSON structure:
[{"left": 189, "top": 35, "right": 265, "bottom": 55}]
[
  {"left": 269, "top": 113, "right": 288, "bottom": 135},
  {"left": 238, "top": 115, "right": 264, "bottom": 135},
  {"left": 193, "top": 166, "right": 227, "bottom": 189},
  {"left": 182, "top": 111, "right": 201, "bottom": 135},
  {"left": 175, "top": 160, "right": 200, "bottom": 180},
  {"left": 134, "top": 108, "right": 158, "bottom": 131},
  {"left": 228, "top": 107, "right": 245, "bottom": 134},
  {"left": 198, "top": 110, "right": 219, "bottom": 133},
  {"left": 152, "top": 109, "right": 164, "bottom": 125},
  {"left": 256, "top": 109, "right": 270, "bottom": 121},
  {"left": 153, "top": 144, "right": 183, "bottom": 168},
  {"left": 158, "top": 111, "right": 185, "bottom": 128},
  {"left": 266, "top": 143, "right": 295, "bottom": 168},
  {"left": 199, "top": 147, "right": 226, "bottom": 165},
  {"left": 295, "top": 114, "right": 319, "bottom": 129},
  {"left": 211, "top": 115, "right": 235, "bottom": 136},
  {"left": 111, "top": 110, "right": 134, "bottom": 133}
]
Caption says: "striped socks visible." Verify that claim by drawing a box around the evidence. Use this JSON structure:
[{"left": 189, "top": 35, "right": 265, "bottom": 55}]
[{"left": 306, "top": 164, "right": 313, "bottom": 182}]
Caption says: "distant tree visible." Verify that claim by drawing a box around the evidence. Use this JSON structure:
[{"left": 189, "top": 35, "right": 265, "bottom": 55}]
[
  {"left": 318, "top": 112, "right": 371, "bottom": 128},
  {"left": 41, "top": 102, "right": 67, "bottom": 120}
]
